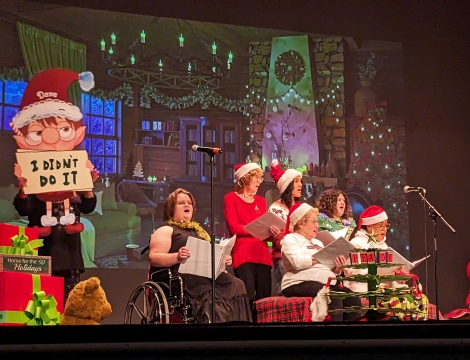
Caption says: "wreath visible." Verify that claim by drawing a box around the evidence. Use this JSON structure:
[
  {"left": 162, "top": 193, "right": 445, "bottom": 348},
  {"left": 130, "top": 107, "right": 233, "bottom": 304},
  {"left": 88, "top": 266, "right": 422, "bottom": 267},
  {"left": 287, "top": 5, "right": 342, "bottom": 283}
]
[{"left": 274, "top": 50, "right": 306, "bottom": 86}]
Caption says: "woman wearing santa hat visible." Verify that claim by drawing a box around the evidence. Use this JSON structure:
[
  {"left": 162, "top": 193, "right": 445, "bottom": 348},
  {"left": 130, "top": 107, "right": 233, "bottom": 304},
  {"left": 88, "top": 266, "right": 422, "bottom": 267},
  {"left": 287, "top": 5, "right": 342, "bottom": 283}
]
[
  {"left": 343, "top": 205, "right": 390, "bottom": 292},
  {"left": 281, "top": 202, "right": 362, "bottom": 321},
  {"left": 224, "top": 163, "right": 276, "bottom": 308},
  {"left": 268, "top": 159, "right": 303, "bottom": 295},
  {"left": 317, "top": 188, "right": 356, "bottom": 240}
]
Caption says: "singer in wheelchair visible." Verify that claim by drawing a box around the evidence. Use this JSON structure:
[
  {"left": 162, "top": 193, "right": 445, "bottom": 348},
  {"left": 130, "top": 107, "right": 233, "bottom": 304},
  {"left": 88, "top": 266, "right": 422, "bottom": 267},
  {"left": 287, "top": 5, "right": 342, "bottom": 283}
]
[
  {"left": 317, "top": 188, "right": 356, "bottom": 240},
  {"left": 148, "top": 188, "right": 252, "bottom": 323}
]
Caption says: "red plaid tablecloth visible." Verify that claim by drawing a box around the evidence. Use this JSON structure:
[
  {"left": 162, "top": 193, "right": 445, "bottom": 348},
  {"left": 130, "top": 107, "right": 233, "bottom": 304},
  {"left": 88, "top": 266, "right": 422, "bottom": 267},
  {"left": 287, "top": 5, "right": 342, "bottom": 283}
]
[{"left": 255, "top": 296, "right": 313, "bottom": 323}]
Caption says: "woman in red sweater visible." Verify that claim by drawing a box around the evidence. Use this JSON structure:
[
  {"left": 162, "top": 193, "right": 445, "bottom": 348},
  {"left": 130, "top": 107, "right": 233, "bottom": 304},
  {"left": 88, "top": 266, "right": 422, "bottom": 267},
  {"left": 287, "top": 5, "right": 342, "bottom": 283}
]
[{"left": 224, "top": 163, "right": 280, "bottom": 306}]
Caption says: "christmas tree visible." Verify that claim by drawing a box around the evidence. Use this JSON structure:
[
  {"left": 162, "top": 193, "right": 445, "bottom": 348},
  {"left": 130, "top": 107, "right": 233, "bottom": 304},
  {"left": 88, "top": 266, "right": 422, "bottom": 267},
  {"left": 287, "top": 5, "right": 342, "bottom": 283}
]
[
  {"left": 347, "top": 106, "right": 409, "bottom": 256},
  {"left": 133, "top": 161, "right": 144, "bottom": 179}
]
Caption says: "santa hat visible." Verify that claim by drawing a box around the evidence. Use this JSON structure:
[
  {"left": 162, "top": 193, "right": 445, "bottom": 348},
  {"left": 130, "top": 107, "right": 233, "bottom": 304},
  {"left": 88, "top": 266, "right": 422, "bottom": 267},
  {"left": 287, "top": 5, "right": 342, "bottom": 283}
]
[
  {"left": 234, "top": 163, "right": 261, "bottom": 181},
  {"left": 358, "top": 205, "right": 388, "bottom": 228},
  {"left": 286, "top": 202, "right": 314, "bottom": 233},
  {"left": 270, "top": 159, "right": 302, "bottom": 195},
  {"left": 10, "top": 68, "right": 95, "bottom": 134}
]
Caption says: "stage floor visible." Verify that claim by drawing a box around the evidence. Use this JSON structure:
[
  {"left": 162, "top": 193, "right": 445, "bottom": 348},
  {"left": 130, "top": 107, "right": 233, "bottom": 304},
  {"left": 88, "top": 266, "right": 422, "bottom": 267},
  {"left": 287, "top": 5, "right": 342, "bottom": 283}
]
[{"left": 2, "top": 321, "right": 470, "bottom": 359}]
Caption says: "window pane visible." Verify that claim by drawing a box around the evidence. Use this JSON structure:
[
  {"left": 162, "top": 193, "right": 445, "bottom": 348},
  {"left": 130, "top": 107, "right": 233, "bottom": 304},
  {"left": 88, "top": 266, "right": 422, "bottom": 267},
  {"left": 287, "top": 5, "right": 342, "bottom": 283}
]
[
  {"left": 83, "top": 94, "right": 90, "bottom": 114},
  {"left": 91, "top": 116, "right": 103, "bottom": 135},
  {"left": 82, "top": 115, "right": 90, "bottom": 134},
  {"left": 5, "top": 81, "right": 27, "bottom": 105},
  {"left": 83, "top": 137, "right": 91, "bottom": 154},
  {"left": 104, "top": 100, "right": 115, "bottom": 117},
  {"left": 105, "top": 139, "right": 116, "bottom": 155},
  {"left": 91, "top": 156, "right": 104, "bottom": 174},
  {"left": 91, "top": 96, "right": 103, "bottom": 115},
  {"left": 91, "top": 138, "right": 104, "bottom": 155},
  {"left": 3, "top": 106, "right": 18, "bottom": 132},
  {"left": 104, "top": 117, "right": 115, "bottom": 136},
  {"left": 105, "top": 157, "right": 116, "bottom": 173},
  {"left": 0, "top": 81, "right": 3, "bottom": 103}
]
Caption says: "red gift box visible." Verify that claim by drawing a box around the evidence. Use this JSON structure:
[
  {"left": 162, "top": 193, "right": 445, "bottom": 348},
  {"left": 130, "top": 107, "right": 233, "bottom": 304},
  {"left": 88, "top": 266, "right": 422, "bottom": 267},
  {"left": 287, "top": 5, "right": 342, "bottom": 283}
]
[
  {"left": 0, "top": 223, "right": 42, "bottom": 255},
  {"left": 0, "top": 271, "right": 64, "bottom": 326}
]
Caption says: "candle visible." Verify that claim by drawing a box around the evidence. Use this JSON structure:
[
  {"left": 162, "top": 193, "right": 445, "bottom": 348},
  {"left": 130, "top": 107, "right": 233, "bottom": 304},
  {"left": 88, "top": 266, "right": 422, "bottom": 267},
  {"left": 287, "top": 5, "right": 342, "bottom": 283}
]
[
  {"left": 110, "top": 33, "right": 116, "bottom": 45},
  {"left": 212, "top": 42, "right": 217, "bottom": 55},
  {"left": 108, "top": 47, "right": 114, "bottom": 55},
  {"left": 188, "top": 62, "right": 192, "bottom": 72},
  {"left": 228, "top": 51, "right": 233, "bottom": 63},
  {"left": 100, "top": 39, "right": 106, "bottom": 51},
  {"left": 140, "top": 30, "right": 146, "bottom": 44},
  {"left": 179, "top": 33, "right": 184, "bottom": 47},
  {"left": 130, "top": 55, "right": 135, "bottom": 65},
  {"left": 159, "top": 59, "right": 163, "bottom": 71}
]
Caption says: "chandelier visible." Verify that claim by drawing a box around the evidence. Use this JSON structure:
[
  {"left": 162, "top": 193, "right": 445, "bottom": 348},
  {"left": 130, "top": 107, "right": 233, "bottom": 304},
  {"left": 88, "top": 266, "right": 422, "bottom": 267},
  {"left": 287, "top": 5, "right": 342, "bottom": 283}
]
[{"left": 100, "top": 30, "right": 233, "bottom": 90}]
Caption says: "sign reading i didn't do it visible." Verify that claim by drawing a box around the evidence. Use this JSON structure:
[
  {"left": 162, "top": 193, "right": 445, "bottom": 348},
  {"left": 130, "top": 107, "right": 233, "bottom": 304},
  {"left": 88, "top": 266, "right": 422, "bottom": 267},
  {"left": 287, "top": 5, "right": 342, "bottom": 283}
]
[{"left": 16, "top": 150, "right": 94, "bottom": 194}]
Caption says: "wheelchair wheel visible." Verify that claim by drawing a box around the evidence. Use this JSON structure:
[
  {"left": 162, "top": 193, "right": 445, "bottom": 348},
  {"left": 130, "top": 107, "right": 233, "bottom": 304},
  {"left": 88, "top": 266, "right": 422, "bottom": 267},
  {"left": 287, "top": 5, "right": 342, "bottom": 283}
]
[{"left": 124, "top": 281, "right": 170, "bottom": 324}]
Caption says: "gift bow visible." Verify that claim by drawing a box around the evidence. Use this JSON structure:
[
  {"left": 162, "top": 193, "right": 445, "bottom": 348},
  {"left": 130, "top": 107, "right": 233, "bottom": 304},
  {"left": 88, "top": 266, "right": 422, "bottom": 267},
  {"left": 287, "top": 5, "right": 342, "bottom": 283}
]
[
  {"left": 0, "top": 274, "right": 61, "bottom": 326},
  {"left": 24, "top": 290, "right": 61, "bottom": 326},
  {"left": 0, "top": 227, "right": 44, "bottom": 255}
]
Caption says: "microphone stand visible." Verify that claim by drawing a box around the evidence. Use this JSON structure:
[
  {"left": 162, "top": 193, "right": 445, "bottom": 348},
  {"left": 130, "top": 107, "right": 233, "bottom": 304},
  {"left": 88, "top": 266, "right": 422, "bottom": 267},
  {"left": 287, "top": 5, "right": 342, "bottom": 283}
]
[
  {"left": 204, "top": 149, "right": 221, "bottom": 323},
  {"left": 416, "top": 191, "right": 456, "bottom": 319}
]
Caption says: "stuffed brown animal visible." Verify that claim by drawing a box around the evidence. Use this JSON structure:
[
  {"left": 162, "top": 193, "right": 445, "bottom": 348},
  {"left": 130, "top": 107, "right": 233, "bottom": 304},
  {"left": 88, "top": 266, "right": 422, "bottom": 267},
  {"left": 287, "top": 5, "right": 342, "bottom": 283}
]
[{"left": 60, "top": 277, "right": 112, "bottom": 325}]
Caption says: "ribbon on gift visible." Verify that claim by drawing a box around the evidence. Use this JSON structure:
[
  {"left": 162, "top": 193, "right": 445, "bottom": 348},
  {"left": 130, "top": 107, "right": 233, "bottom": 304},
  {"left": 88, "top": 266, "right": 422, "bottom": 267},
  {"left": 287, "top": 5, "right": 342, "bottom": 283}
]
[
  {"left": 0, "top": 274, "right": 60, "bottom": 326},
  {"left": 24, "top": 274, "right": 61, "bottom": 326},
  {"left": 0, "top": 226, "right": 43, "bottom": 255}
]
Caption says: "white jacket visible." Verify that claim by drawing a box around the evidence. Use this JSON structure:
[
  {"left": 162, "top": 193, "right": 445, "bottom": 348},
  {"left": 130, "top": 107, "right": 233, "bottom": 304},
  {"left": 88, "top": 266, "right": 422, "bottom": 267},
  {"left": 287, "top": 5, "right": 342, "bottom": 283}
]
[
  {"left": 281, "top": 233, "right": 337, "bottom": 291},
  {"left": 344, "top": 229, "right": 388, "bottom": 292}
]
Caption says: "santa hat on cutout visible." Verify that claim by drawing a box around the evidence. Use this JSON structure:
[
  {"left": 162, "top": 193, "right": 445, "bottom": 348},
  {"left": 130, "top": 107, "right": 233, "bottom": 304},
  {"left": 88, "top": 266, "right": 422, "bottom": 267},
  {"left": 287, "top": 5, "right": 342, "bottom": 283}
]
[
  {"left": 358, "top": 205, "right": 388, "bottom": 228},
  {"left": 285, "top": 202, "right": 314, "bottom": 233},
  {"left": 270, "top": 159, "right": 302, "bottom": 195},
  {"left": 234, "top": 163, "right": 261, "bottom": 182},
  {"left": 10, "top": 68, "right": 95, "bottom": 134}
]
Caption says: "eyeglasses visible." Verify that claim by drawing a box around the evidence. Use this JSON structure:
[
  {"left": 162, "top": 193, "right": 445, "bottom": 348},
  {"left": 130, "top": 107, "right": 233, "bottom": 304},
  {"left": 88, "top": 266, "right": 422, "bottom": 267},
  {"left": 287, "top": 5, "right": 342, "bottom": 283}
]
[{"left": 371, "top": 222, "right": 390, "bottom": 229}]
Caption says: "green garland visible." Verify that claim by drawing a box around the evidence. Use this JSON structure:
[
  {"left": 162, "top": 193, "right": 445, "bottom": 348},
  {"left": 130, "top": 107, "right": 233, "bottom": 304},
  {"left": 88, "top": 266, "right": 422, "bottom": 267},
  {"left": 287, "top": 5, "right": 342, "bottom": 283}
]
[
  {"left": 327, "top": 306, "right": 424, "bottom": 315},
  {"left": 88, "top": 83, "right": 134, "bottom": 107},
  {"left": 334, "top": 274, "right": 412, "bottom": 283},
  {"left": 341, "top": 263, "right": 404, "bottom": 269},
  {"left": 0, "top": 67, "right": 248, "bottom": 113},
  {"left": 140, "top": 85, "right": 249, "bottom": 114},
  {"left": 0, "top": 66, "right": 29, "bottom": 81},
  {"left": 328, "top": 288, "right": 412, "bottom": 300}
]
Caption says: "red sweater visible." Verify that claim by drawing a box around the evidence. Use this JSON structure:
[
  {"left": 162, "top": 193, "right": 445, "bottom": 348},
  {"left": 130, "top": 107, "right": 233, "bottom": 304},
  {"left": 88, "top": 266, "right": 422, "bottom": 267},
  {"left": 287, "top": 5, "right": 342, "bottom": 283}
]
[{"left": 223, "top": 192, "right": 273, "bottom": 269}]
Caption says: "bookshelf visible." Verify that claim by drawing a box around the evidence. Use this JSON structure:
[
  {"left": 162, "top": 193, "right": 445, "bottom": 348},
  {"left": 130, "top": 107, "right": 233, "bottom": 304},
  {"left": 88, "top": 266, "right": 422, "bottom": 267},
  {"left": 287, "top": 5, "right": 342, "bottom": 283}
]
[
  {"left": 179, "top": 116, "right": 242, "bottom": 183},
  {"left": 136, "top": 120, "right": 180, "bottom": 148}
]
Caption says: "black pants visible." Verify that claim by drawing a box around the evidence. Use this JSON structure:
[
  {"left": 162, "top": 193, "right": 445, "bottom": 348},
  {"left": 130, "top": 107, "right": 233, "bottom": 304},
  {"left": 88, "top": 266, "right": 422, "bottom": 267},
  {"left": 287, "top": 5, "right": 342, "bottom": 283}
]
[
  {"left": 234, "top": 262, "right": 272, "bottom": 307},
  {"left": 282, "top": 280, "right": 362, "bottom": 322},
  {"left": 53, "top": 269, "right": 81, "bottom": 304}
]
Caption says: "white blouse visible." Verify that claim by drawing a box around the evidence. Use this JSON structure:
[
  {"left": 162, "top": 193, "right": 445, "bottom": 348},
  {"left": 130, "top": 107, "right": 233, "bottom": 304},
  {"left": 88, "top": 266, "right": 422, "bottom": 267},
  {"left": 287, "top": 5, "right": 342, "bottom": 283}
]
[{"left": 281, "top": 232, "right": 337, "bottom": 290}]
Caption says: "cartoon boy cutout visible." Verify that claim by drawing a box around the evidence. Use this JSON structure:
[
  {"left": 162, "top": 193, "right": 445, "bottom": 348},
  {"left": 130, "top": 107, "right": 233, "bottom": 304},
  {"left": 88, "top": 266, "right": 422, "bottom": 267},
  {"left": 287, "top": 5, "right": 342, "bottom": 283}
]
[{"left": 11, "top": 68, "right": 98, "bottom": 237}]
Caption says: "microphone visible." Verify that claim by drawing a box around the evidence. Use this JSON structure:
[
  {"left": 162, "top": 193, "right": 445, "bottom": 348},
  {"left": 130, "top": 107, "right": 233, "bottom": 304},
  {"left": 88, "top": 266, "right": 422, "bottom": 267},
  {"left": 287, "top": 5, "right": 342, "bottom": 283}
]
[
  {"left": 404, "top": 186, "right": 426, "bottom": 194},
  {"left": 191, "top": 144, "right": 223, "bottom": 154}
]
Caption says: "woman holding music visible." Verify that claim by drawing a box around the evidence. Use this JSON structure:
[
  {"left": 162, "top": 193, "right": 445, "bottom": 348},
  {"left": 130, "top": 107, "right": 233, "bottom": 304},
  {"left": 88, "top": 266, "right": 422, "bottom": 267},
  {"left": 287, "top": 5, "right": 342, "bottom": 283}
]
[
  {"left": 267, "top": 159, "right": 303, "bottom": 295},
  {"left": 281, "top": 202, "right": 362, "bottom": 321},
  {"left": 149, "top": 188, "right": 252, "bottom": 323},
  {"left": 343, "top": 205, "right": 391, "bottom": 292},
  {"left": 224, "top": 163, "right": 276, "bottom": 308}
]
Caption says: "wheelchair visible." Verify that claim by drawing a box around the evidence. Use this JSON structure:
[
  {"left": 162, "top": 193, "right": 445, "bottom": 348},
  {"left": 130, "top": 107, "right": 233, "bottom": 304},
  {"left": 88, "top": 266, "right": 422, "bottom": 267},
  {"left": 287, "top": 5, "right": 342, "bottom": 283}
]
[{"left": 124, "top": 268, "right": 196, "bottom": 324}]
